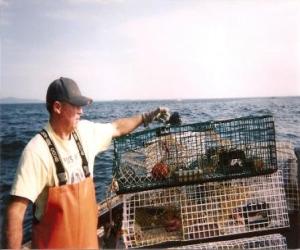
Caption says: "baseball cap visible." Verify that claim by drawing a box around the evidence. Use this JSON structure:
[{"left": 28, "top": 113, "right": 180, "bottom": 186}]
[{"left": 46, "top": 77, "right": 93, "bottom": 107}]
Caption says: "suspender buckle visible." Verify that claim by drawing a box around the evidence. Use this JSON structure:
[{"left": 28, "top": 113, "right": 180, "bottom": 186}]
[
  {"left": 83, "top": 165, "right": 90, "bottom": 177},
  {"left": 57, "top": 172, "right": 67, "bottom": 185}
]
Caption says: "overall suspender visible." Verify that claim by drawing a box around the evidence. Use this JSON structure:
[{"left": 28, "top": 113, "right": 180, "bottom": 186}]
[
  {"left": 72, "top": 131, "right": 90, "bottom": 178},
  {"left": 39, "top": 129, "right": 90, "bottom": 186}
]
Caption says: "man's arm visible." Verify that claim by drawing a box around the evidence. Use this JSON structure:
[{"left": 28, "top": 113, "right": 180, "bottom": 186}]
[
  {"left": 5, "top": 196, "right": 30, "bottom": 249},
  {"left": 111, "top": 107, "right": 170, "bottom": 138},
  {"left": 112, "top": 114, "right": 143, "bottom": 138}
]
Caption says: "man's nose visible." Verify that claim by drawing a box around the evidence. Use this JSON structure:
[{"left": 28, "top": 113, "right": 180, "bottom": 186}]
[{"left": 77, "top": 106, "right": 83, "bottom": 115}]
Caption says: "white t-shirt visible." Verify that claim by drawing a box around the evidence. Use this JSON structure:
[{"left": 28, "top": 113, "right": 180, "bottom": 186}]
[{"left": 10, "top": 120, "right": 115, "bottom": 220}]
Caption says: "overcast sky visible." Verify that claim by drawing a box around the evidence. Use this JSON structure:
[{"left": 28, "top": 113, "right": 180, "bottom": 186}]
[{"left": 1, "top": 0, "right": 299, "bottom": 101}]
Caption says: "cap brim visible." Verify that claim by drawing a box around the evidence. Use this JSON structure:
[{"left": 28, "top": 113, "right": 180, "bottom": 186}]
[{"left": 68, "top": 96, "right": 93, "bottom": 106}]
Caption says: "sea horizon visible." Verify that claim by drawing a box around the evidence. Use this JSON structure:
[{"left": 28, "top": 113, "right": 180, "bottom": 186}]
[{"left": 0, "top": 95, "right": 300, "bottom": 104}]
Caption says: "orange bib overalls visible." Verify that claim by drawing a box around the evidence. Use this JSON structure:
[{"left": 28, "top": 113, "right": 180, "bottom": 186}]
[{"left": 32, "top": 129, "right": 98, "bottom": 249}]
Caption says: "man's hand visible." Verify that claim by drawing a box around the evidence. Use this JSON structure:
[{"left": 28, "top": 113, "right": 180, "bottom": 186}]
[
  {"left": 112, "top": 107, "right": 171, "bottom": 137},
  {"left": 142, "top": 107, "right": 171, "bottom": 127}
]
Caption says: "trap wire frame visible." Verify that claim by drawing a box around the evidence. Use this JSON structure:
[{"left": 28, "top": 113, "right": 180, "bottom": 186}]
[
  {"left": 122, "top": 171, "right": 289, "bottom": 248},
  {"left": 114, "top": 115, "right": 277, "bottom": 194},
  {"left": 169, "top": 233, "right": 287, "bottom": 250},
  {"left": 276, "top": 141, "right": 300, "bottom": 212}
]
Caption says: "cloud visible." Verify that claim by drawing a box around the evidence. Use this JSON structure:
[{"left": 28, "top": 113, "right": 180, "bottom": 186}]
[
  {"left": 43, "top": 8, "right": 82, "bottom": 22},
  {"left": 111, "top": 1, "right": 300, "bottom": 98},
  {"left": 0, "top": 0, "right": 10, "bottom": 26},
  {"left": 1, "top": 0, "right": 299, "bottom": 100},
  {"left": 65, "top": 0, "right": 124, "bottom": 4},
  {"left": 0, "top": 0, "right": 9, "bottom": 7},
  {"left": 43, "top": 0, "right": 123, "bottom": 23}
]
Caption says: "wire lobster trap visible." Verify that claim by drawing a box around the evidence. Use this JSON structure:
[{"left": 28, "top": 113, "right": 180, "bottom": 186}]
[
  {"left": 122, "top": 171, "right": 289, "bottom": 248},
  {"left": 276, "top": 141, "right": 300, "bottom": 212},
  {"left": 169, "top": 234, "right": 287, "bottom": 249},
  {"left": 113, "top": 115, "right": 277, "bottom": 194}
]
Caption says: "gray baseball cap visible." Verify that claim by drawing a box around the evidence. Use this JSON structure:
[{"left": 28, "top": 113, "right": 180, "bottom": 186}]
[{"left": 46, "top": 77, "right": 93, "bottom": 107}]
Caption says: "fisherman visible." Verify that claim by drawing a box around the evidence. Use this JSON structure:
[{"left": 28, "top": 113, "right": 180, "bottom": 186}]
[{"left": 5, "top": 77, "right": 170, "bottom": 249}]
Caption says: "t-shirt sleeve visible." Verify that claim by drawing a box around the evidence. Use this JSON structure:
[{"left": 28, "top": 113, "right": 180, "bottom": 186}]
[
  {"left": 92, "top": 122, "right": 115, "bottom": 154},
  {"left": 10, "top": 146, "right": 48, "bottom": 203},
  {"left": 78, "top": 120, "right": 115, "bottom": 156}
]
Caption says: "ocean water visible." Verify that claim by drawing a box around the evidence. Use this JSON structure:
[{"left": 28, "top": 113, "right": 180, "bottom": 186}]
[{"left": 0, "top": 97, "right": 299, "bottom": 244}]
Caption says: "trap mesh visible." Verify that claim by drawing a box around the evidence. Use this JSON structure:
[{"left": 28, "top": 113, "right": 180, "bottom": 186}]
[
  {"left": 276, "top": 141, "right": 300, "bottom": 212},
  {"left": 169, "top": 233, "right": 287, "bottom": 249},
  {"left": 122, "top": 171, "right": 289, "bottom": 248},
  {"left": 114, "top": 115, "right": 277, "bottom": 194}
]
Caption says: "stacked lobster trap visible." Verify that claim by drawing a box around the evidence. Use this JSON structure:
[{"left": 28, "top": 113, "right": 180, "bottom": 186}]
[
  {"left": 276, "top": 141, "right": 300, "bottom": 212},
  {"left": 112, "top": 115, "right": 290, "bottom": 248},
  {"left": 121, "top": 172, "right": 289, "bottom": 248}
]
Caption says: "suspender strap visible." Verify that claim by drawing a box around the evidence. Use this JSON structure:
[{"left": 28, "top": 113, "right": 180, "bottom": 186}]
[
  {"left": 39, "top": 129, "right": 90, "bottom": 186},
  {"left": 39, "top": 129, "right": 67, "bottom": 186},
  {"left": 72, "top": 130, "right": 90, "bottom": 178}
]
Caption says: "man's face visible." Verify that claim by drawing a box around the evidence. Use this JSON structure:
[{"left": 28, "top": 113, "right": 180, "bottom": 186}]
[{"left": 59, "top": 102, "right": 83, "bottom": 130}]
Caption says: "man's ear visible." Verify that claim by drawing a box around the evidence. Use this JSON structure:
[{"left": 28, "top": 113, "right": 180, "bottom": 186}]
[{"left": 53, "top": 101, "right": 62, "bottom": 114}]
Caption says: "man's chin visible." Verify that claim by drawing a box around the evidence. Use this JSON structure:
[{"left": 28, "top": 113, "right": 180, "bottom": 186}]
[{"left": 73, "top": 120, "right": 80, "bottom": 129}]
